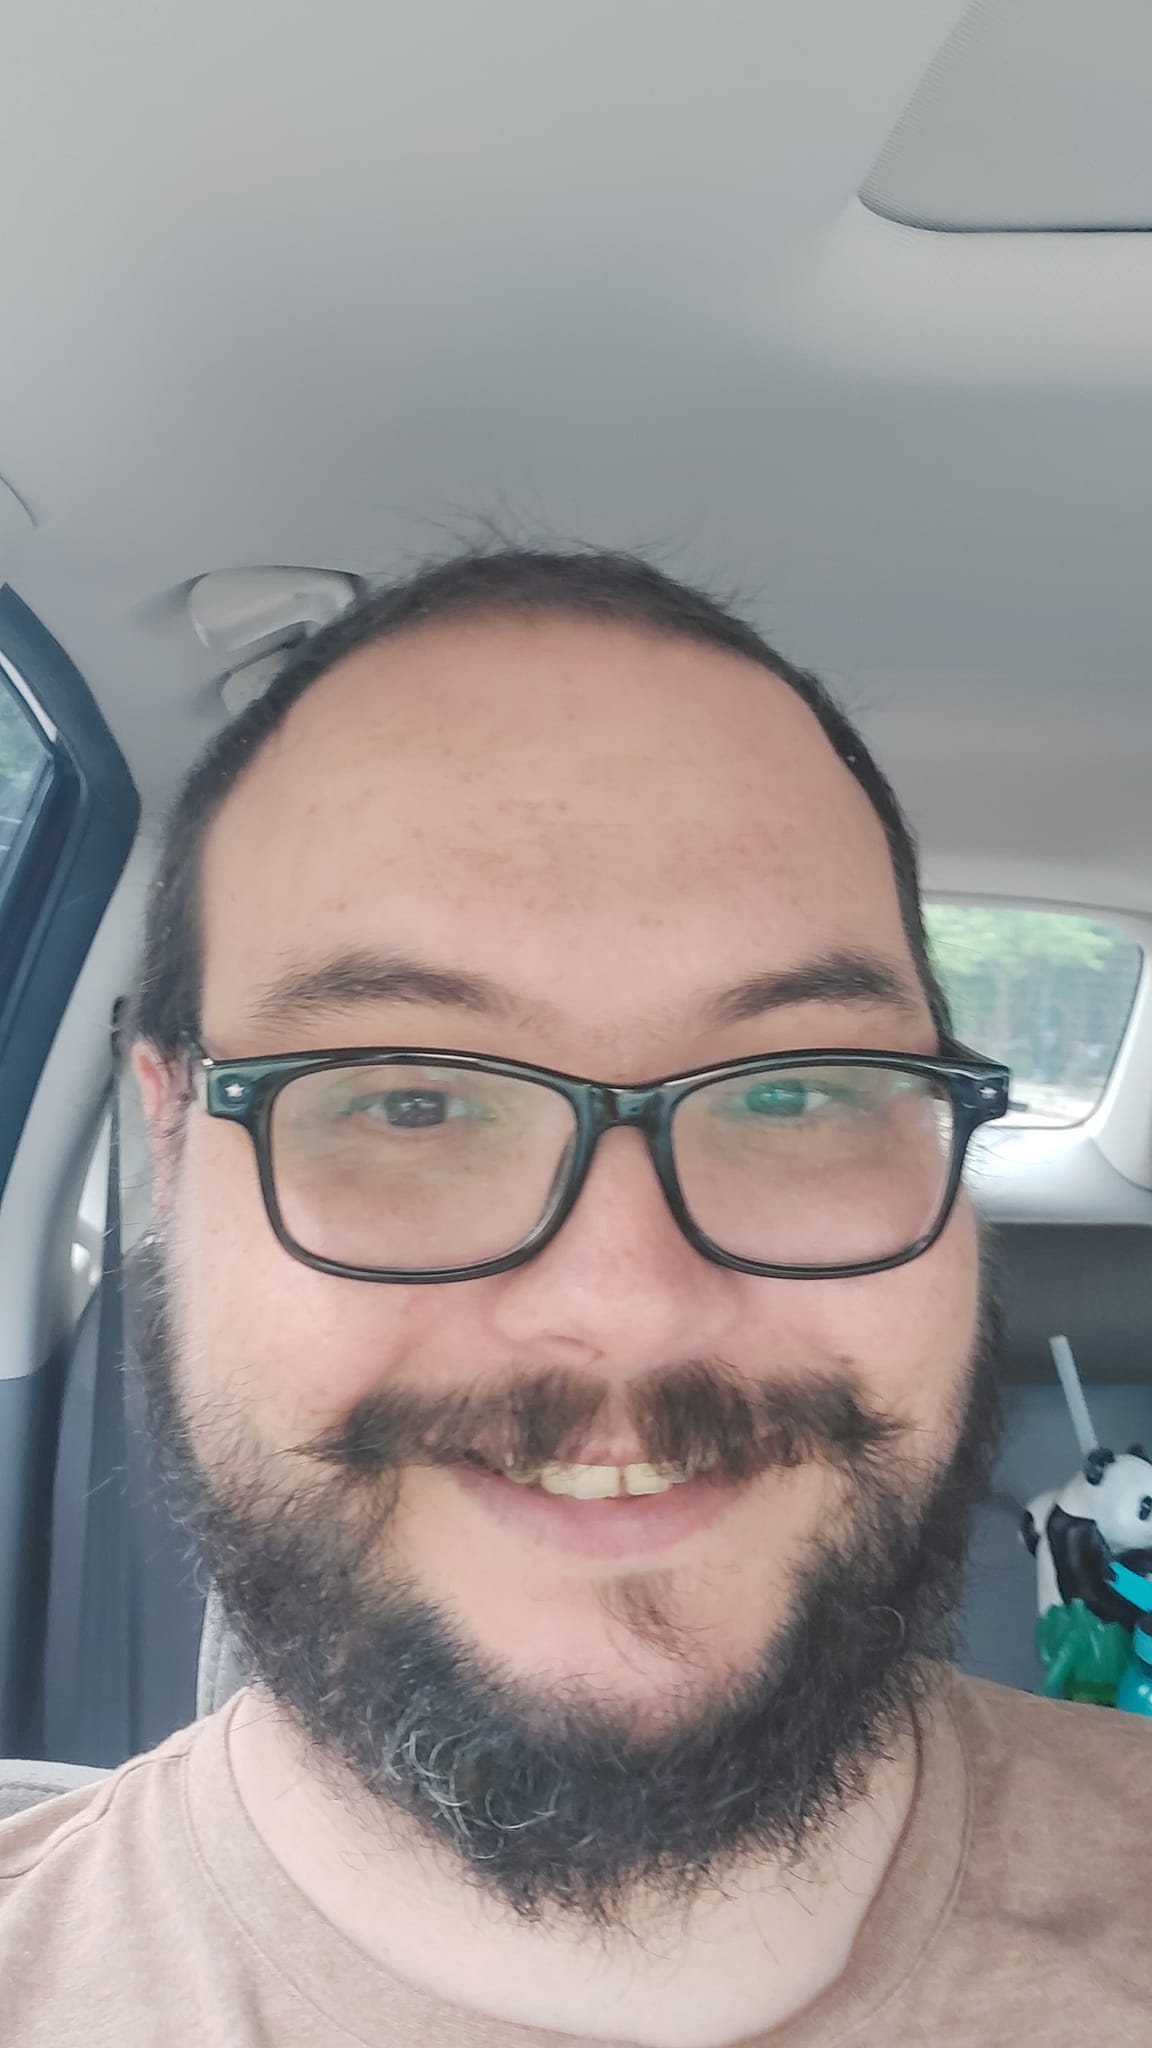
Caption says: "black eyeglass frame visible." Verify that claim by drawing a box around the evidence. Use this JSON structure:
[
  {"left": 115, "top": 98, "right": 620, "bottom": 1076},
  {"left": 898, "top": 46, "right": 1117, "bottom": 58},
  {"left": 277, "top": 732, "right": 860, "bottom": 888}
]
[{"left": 186, "top": 1040, "right": 1010, "bottom": 1285}]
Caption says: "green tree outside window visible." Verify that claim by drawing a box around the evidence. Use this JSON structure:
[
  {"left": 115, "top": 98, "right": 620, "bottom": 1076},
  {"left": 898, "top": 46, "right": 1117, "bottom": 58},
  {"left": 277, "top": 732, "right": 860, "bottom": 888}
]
[{"left": 925, "top": 905, "right": 1142, "bottom": 1125}]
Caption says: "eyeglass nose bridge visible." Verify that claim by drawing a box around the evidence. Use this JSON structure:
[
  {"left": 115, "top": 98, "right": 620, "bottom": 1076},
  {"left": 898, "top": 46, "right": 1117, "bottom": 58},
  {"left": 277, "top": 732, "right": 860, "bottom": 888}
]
[{"left": 588, "top": 1083, "right": 668, "bottom": 1135}]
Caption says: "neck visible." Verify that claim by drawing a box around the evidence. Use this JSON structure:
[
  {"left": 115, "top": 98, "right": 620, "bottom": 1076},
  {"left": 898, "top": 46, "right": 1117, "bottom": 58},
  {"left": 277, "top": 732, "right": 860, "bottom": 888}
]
[{"left": 227, "top": 1685, "right": 921, "bottom": 2048}]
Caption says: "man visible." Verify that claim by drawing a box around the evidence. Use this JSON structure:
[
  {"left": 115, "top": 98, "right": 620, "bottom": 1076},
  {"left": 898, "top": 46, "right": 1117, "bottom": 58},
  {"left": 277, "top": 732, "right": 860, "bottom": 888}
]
[{"left": 1, "top": 547, "right": 1148, "bottom": 2045}]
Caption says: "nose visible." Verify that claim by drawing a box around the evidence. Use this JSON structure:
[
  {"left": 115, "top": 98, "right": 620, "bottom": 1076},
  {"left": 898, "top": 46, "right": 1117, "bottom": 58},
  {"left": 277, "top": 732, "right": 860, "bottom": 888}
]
[{"left": 482, "top": 1122, "right": 743, "bottom": 1369}]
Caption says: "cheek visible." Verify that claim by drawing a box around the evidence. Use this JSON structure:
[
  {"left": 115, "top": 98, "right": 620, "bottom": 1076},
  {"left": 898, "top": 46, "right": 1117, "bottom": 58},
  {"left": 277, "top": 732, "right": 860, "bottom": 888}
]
[
  {"left": 724, "top": 1199, "right": 980, "bottom": 1484},
  {"left": 805, "top": 1197, "right": 982, "bottom": 1450},
  {"left": 168, "top": 1118, "right": 428, "bottom": 1442}
]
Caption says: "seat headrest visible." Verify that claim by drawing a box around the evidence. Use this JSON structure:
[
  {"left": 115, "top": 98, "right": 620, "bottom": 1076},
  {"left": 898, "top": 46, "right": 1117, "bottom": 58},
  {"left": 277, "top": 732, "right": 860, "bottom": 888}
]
[
  {"left": 0, "top": 1759, "right": 109, "bottom": 1820},
  {"left": 195, "top": 1587, "right": 253, "bottom": 1717}
]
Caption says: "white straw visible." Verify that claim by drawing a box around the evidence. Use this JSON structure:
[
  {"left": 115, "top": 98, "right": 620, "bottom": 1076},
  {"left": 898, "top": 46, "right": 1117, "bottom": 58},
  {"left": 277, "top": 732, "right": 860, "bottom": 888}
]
[{"left": 1049, "top": 1334, "right": 1098, "bottom": 1459}]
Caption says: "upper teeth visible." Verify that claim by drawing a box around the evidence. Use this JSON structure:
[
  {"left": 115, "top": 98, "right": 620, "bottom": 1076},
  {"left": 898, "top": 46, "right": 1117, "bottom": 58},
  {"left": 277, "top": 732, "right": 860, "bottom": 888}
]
[{"left": 502, "top": 1460, "right": 698, "bottom": 1499}]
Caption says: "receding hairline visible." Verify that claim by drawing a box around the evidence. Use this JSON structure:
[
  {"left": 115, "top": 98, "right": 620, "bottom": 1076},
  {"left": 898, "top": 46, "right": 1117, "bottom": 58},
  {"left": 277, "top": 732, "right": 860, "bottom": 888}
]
[
  {"left": 207, "top": 600, "right": 855, "bottom": 830},
  {"left": 130, "top": 544, "right": 952, "bottom": 1055}
]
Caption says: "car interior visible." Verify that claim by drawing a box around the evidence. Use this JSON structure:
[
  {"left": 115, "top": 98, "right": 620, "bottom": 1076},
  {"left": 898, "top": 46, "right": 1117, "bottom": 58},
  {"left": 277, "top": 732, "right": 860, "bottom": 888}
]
[{"left": 2, "top": 0, "right": 1152, "bottom": 1814}]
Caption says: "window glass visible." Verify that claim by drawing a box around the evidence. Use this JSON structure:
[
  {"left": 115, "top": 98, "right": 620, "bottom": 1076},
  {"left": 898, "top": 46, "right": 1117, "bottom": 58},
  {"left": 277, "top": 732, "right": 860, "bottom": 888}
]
[
  {"left": 0, "top": 669, "right": 52, "bottom": 888},
  {"left": 925, "top": 904, "right": 1143, "bottom": 1127}
]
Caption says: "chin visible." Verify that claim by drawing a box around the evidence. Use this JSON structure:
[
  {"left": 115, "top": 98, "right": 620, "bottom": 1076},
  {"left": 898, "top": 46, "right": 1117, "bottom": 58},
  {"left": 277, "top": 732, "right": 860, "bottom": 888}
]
[{"left": 448, "top": 1572, "right": 783, "bottom": 1724}]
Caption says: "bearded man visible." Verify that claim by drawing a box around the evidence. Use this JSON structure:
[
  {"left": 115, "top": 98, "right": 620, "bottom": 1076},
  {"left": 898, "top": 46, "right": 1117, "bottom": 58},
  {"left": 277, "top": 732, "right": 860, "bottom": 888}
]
[{"left": 1, "top": 547, "right": 1147, "bottom": 2046}]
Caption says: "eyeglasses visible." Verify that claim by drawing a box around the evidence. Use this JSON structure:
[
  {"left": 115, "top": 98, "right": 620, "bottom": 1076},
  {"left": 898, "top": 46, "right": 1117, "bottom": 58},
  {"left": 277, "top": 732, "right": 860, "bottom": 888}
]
[{"left": 187, "top": 1042, "right": 1009, "bottom": 1284}]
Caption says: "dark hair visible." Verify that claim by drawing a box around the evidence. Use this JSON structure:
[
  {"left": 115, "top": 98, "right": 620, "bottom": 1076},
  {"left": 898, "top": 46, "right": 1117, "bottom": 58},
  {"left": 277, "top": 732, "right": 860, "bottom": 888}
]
[{"left": 132, "top": 545, "right": 950, "bottom": 1053}]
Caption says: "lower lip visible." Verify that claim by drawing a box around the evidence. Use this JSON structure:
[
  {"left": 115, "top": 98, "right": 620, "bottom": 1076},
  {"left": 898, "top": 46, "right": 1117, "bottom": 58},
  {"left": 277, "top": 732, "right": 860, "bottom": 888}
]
[{"left": 451, "top": 1463, "right": 745, "bottom": 1559}]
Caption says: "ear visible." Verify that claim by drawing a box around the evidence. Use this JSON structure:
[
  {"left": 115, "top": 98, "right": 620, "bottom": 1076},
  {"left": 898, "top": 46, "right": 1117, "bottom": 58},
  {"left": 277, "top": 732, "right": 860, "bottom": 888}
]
[
  {"left": 1127, "top": 1444, "right": 1149, "bottom": 1462},
  {"left": 129, "top": 1041, "right": 189, "bottom": 1215},
  {"left": 1084, "top": 1447, "right": 1116, "bottom": 1486}
]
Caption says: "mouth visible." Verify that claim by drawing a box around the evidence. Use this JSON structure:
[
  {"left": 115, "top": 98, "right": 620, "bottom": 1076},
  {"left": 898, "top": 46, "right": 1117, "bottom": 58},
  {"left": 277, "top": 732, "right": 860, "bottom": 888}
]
[
  {"left": 451, "top": 1453, "right": 745, "bottom": 1560},
  {"left": 499, "top": 1453, "right": 717, "bottom": 1498}
]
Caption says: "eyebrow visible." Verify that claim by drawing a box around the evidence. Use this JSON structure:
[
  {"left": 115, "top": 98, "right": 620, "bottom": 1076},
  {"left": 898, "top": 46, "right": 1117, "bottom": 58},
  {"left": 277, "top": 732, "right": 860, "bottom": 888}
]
[
  {"left": 246, "top": 946, "right": 921, "bottom": 1034},
  {"left": 704, "top": 952, "right": 920, "bottom": 1027}
]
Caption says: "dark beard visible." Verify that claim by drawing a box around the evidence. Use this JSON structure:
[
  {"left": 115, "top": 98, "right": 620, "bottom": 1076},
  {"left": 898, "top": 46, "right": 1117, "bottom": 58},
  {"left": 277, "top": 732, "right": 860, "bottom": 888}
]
[{"left": 129, "top": 1237, "right": 1002, "bottom": 1932}]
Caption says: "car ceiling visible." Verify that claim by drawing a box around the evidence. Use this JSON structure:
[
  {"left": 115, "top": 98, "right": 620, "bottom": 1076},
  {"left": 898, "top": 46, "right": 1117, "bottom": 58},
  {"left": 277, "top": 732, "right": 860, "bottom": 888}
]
[{"left": 2, "top": 0, "right": 1151, "bottom": 914}]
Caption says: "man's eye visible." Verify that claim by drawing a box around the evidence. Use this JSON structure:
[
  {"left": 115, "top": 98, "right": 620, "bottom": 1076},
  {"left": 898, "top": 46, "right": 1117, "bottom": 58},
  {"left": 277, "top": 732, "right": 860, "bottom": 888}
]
[
  {"left": 343, "top": 1089, "right": 460, "bottom": 1127},
  {"left": 740, "top": 1080, "right": 839, "bottom": 1119}
]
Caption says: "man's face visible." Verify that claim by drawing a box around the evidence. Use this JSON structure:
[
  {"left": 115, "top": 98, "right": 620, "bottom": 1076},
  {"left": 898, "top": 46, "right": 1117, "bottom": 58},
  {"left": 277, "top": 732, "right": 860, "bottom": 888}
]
[{"left": 135, "top": 616, "right": 992, "bottom": 1916}]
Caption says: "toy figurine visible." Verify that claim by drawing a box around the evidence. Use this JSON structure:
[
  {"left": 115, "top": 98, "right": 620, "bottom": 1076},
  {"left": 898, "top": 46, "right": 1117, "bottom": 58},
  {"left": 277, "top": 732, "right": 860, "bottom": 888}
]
[
  {"left": 1020, "top": 1336, "right": 1152, "bottom": 1709},
  {"left": 1023, "top": 1445, "right": 1152, "bottom": 1624},
  {"left": 1030, "top": 1597, "right": 1129, "bottom": 1707},
  {"left": 1107, "top": 1561, "right": 1152, "bottom": 1718}
]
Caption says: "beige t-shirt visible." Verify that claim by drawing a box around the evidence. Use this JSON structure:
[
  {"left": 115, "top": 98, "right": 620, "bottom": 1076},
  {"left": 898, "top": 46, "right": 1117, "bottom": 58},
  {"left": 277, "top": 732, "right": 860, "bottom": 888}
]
[{"left": 0, "top": 1671, "right": 1149, "bottom": 2046}]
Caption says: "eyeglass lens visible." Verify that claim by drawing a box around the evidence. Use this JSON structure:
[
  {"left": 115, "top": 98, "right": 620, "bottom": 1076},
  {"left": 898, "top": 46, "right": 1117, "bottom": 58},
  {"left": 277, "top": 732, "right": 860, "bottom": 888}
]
[{"left": 266, "top": 1058, "right": 959, "bottom": 1275}]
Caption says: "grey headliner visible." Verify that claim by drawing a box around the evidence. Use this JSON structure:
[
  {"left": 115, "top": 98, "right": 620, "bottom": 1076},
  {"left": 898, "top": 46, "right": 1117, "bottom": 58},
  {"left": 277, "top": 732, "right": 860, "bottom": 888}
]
[{"left": 0, "top": 0, "right": 1145, "bottom": 925}]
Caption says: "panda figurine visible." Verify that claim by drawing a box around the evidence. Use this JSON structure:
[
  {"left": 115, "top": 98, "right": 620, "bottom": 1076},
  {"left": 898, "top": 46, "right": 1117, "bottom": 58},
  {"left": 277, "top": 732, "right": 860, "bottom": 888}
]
[{"left": 1022, "top": 1445, "right": 1152, "bottom": 1625}]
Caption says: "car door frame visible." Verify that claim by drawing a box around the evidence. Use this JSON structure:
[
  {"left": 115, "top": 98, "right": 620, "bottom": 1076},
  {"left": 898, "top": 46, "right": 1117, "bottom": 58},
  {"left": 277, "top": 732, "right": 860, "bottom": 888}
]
[
  {"left": 0, "top": 587, "right": 138, "bottom": 1755},
  {"left": 0, "top": 587, "right": 139, "bottom": 1199}
]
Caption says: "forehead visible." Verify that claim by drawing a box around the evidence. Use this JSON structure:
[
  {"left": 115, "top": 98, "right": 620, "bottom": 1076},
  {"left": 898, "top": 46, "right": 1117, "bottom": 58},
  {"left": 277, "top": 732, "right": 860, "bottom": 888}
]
[{"left": 198, "top": 616, "right": 911, "bottom": 1041}]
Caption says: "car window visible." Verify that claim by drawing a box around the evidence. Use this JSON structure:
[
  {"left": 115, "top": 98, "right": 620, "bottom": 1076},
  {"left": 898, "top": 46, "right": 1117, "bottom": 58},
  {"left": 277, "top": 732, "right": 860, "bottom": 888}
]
[
  {"left": 0, "top": 664, "right": 54, "bottom": 896},
  {"left": 926, "top": 903, "right": 1143, "bottom": 1127}
]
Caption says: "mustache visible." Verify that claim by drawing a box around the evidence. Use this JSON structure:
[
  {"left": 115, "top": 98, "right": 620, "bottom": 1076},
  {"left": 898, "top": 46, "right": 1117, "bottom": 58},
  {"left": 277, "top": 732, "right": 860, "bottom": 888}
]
[{"left": 293, "top": 1360, "right": 904, "bottom": 1482}]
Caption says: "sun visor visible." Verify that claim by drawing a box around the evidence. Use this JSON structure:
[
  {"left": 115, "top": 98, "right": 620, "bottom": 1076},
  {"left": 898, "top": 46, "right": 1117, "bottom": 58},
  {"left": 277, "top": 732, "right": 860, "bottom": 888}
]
[
  {"left": 188, "top": 567, "right": 359, "bottom": 662},
  {"left": 188, "top": 566, "right": 360, "bottom": 714},
  {"left": 861, "top": 0, "right": 1152, "bottom": 231}
]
